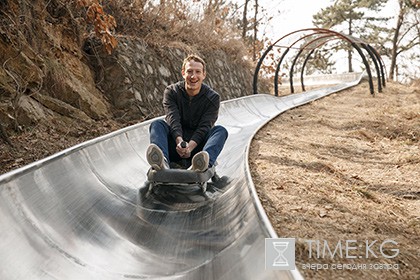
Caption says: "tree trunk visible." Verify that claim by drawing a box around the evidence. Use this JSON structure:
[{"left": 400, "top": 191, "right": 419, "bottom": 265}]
[
  {"left": 242, "top": 0, "right": 250, "bottom": 39},
  {"left": 252, "top": 0, "right": 258, "bottom": 61},
  {"left": 389, "top": 0, "right": 405, "bottom": 80},
  {"left": 348, "top": 18, "right": 353, "bottom": 72},
  {"left": 348, "top": 50, "right": 353, "bottom": 72}
]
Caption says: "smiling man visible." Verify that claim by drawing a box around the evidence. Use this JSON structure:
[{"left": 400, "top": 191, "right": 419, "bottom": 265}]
[{"left": 146, "top": 54, "right": 228, "bottom": 172}]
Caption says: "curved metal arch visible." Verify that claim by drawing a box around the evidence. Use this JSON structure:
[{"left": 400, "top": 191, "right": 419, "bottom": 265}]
[
  {"left": 293, "top": 34, "right": 383, "bottom": 94},
  {"left": 254, "top": 28, "right": 335, "bottom": 95},
  {"left": 366, "top": 44, "right": 387, "bottom": 88},
  {"left": 346, "top": 34, "right": 385, "bottom": 93},
  {"left": 272, "top": 31, "right": 353, "bottom": 95},
  {"left": 254, "top": 28, "right": 384, "bottom": 96},
  {"left": 253, "top": 28, "right": 314, "bottom": 95},
  {"left": 300, "top": 48, "right": 316, "bottom": 92},
  {"left": 299, "top": 40, "right": 343, "bottom": 93},
  {"left": 289, "top": 34, "right": 342, "bottom": 94},
  {"left": 273, "top": 31, "right": 338, "bottom": 95},
  {"left": 361, "top": 43, "right": 382, "bottom": 92},
  {"left": 290, "top": 30, "right": 375, "bottom": 95},
  {"left": 273, "top": 47, "right": 290, "bottom": 96}
]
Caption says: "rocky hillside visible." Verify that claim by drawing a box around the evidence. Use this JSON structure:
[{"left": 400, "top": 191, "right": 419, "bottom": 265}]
[
  {"left": 0, "top": 0, "right": 256, "bottom": 159},
  {"left": 0, "top": 0, "right": 252, "bottom": 151}
]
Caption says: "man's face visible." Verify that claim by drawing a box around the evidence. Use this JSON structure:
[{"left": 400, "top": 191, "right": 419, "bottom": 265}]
[{"left": 182, "top": 60, "right": 206, "bottom": 96}]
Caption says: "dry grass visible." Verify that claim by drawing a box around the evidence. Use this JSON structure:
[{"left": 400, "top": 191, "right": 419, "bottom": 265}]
[
  {"left": 250, "top": 81, "right": 420, "bottom": 279},
  {"left": 101, "top": 0, "right": 250, "bottom": 62}
]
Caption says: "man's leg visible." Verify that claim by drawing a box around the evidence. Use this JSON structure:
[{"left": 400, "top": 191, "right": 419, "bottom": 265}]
[
  {"left": 148, "top": 119, "right": 170, "bottom": 169},
  {"left": 201, "top": 125, "right": 228, "bottom": 167}
]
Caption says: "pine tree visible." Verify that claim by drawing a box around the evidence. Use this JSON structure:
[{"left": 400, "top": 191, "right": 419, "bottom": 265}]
[{"left": 312, "top": 0, "right": 387, "bottom": 72}]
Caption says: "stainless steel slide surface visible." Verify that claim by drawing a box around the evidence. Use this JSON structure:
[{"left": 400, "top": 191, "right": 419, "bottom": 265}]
[{"left": 0, "top": 75, "right": 362, "bottom": 279}]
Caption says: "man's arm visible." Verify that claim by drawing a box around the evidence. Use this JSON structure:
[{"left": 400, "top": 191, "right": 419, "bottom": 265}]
[
  {"left": 163, "top": 86, "right": 183, "bottom": 140},
  {"left": 163, "top": 86, "right": 193, "bottom": 158}
]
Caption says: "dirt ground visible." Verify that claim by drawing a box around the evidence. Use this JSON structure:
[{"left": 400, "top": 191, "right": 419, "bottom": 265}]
[
  {"left": 0, "top": 81, "right": 418, "bottom": 280},
  {"left": 249, "top": 81, "right": 419, "bottom": 280}
]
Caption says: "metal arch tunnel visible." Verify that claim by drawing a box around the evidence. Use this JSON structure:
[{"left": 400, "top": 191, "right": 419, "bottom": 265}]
[
  {"left": 0, "top": 73, "right": 363, "bottom": 278},
  {"left": 253, "top": 28, "right": 386, "bottom": 96}
]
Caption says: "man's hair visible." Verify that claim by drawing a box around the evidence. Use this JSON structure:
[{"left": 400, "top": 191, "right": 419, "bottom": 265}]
[{"left": 182, "top": 54, "right": 206, "bottom": 73}]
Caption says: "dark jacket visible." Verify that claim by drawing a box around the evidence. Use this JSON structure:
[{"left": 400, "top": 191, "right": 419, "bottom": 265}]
[{"left": 163, "top": 81, "right": 220, "bottom": 146}]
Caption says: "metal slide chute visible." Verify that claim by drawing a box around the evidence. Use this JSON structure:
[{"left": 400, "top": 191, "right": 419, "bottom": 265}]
[{"left": 0, "top": 74, "right": 363, "bottom": 279}]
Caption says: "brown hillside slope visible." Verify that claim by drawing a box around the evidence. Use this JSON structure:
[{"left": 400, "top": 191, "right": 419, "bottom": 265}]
[{"left": 250, "top": 81, "right": 419, "bottom": 280}]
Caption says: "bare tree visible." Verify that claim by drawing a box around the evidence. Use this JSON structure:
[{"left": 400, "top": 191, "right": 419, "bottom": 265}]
[
  {"left": 242, "top": 0, "right": 250, "bottom": 39},
  {"left": 388, "top": 0, "right": 420, "bottom": 80},
  {"left": 252, "top": 0, "right": 259, "bottom": 61}
]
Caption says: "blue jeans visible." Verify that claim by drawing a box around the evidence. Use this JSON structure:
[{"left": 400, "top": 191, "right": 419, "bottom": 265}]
[{"left": 149, "top": 119, "right": 228, "bottom": 166}]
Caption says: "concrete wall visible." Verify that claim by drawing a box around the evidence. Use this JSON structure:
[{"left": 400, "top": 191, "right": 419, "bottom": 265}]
[{"left": 85, "top": 37, "right": 254, "bottom": 121}]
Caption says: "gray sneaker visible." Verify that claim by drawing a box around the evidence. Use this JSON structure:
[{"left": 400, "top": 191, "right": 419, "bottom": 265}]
[
  {"left": 146, "top": 144, "right": 169, "bottom": 170},
  {"left": 191, "top": 151, "right": 209, "bottom": 172}
]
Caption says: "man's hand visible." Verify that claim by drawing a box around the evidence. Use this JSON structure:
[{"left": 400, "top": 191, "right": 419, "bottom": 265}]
[
  {"left": 175, "top": 137, "right": 198, "bottom": 158},
  {"left": 176, "top": 141, "right": 190, "bottom": 158}
]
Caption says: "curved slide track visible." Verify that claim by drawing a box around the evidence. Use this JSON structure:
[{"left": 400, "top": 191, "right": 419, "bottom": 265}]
[{"left": 0, "top": 73, "right": 362, "bottom": 279}]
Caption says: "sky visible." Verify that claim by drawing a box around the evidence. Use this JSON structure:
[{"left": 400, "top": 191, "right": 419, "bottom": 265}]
[
  {"left": 258, "top": 0, "right": 399, "bottom": 40},
  {"left": 260, "top": 0, "right": 332, "bottom": 37}
]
